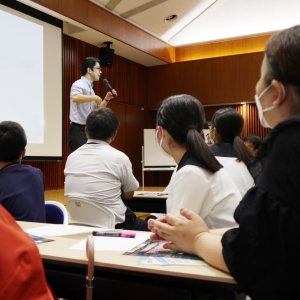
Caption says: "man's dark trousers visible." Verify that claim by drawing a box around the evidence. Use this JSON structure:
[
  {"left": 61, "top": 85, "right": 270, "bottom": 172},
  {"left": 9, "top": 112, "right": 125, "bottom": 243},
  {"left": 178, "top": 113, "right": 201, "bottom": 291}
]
[{"left": 67, "top": 123, "right": 87, "bottom": 152}]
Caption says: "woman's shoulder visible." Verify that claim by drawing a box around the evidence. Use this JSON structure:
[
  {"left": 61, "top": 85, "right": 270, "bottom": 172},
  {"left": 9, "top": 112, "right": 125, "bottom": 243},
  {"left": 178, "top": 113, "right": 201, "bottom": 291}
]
[{"left": 176, "top": 164, "right": 208, "bottom": 177}]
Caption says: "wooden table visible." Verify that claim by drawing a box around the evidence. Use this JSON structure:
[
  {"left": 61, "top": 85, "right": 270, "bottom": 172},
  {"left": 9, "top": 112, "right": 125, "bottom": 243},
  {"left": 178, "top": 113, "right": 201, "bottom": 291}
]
[
  {"left": 19, "top": 222, "right": 239, "bottom": 300},
  {"left": 123, "top": 191, "right": 168, "bottom": 213}
]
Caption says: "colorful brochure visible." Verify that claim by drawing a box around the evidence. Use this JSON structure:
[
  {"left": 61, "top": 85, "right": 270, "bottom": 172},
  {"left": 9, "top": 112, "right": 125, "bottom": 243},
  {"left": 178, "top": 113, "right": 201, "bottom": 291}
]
[
  {"left": 123, "top": 239, "right": 208, "bottom": 266},
  {"left": 137, "top": 193, "right": 168, "bottom": 196},
  {"left": 27, "top": 233, "right": 54, "bottom": 244}
]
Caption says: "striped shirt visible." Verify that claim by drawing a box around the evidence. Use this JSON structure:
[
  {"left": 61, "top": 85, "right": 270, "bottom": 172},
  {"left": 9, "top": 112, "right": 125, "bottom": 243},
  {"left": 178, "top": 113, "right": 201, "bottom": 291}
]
[{"left": 69, "top": 76, "right": 97, "bottom": 125}]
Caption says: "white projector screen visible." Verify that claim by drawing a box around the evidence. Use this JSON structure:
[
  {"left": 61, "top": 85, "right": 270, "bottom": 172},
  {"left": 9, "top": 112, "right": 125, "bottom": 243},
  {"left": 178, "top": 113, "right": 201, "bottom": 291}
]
[
  {"left": 0, "top": 1, "right": 63, "bottom": 160},
  {"left": 144, "top": 129, "right": 176, "bottom": 167}
]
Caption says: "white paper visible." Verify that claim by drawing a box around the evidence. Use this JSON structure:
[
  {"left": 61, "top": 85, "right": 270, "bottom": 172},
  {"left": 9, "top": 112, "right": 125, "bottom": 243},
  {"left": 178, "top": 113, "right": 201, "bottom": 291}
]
[
  {"left": 24, "top": 225, "right": 107, "bottom": 237},
  {"left": 69, "top": 233, "right": 152, "bottom": 251}
]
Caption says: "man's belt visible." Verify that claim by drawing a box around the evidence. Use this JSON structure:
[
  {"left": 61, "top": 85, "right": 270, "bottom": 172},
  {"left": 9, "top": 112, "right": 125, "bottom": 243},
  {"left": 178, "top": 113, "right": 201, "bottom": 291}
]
[{"left": 71, "top": 122, "right": 85, "bottom": 128}]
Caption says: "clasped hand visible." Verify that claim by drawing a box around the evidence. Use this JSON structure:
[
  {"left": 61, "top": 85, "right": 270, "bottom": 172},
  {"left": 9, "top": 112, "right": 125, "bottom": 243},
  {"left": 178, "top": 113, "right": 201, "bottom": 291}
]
[{"left": 148, "top": 207, "right": 209, "bottom": 255}]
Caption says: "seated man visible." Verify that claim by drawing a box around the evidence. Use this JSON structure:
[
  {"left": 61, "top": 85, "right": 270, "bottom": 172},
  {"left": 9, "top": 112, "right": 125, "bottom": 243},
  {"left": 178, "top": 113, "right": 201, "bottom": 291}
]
[
  {"left": 0, "top": 121, "right": 46, "bottom": 222},
  {"left": 244, "top": 134, "right": 262, "bottom": 154},
  {"left": 64, "top": 108, "right": 148, "bottom": 231}
]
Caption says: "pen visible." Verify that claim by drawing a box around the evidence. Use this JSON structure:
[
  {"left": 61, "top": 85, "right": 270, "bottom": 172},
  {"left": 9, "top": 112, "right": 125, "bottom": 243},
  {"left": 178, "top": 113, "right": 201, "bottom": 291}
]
[{"left": 92, "top": 232, "right": 136, "bottom": 238}]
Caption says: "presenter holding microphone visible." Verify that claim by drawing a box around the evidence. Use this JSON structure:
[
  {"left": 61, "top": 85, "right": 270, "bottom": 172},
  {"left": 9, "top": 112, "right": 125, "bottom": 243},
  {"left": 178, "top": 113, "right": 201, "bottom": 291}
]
[{"left": 67, "top": 57, "right": 117, "bottom": 152}]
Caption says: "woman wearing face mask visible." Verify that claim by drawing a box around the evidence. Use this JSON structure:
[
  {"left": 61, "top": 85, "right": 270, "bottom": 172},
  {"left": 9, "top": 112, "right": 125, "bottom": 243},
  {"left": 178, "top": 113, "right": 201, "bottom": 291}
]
[
  {"left": 155, "top": 94, "right": 241, "bottom": 229},
  {"left": 148, "top": 26, "right": 300, "bottom": 299},
  {"left": 209, "top": 108, "right": 254, "bottom": 197}
]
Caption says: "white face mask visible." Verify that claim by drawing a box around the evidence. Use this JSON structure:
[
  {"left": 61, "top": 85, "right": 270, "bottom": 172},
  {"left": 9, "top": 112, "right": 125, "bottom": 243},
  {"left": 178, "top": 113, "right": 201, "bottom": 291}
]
[
  {"left": 156, "top": 128, "right": 172, "bottom": 158},
  {"left": 254, "top": 83, "right": 285, "bottom": 128}
]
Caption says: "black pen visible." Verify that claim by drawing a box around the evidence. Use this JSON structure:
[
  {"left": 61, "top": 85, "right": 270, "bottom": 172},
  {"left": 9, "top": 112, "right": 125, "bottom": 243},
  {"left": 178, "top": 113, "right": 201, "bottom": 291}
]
[{"left": 92, "top": 232, "right": 136, "bottom": 238}]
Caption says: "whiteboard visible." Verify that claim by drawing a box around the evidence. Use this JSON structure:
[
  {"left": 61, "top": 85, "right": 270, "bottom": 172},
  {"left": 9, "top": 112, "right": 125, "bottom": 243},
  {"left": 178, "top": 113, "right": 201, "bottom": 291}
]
[{"left": 144, "top": 129, "right": 176, "bottom": 167}]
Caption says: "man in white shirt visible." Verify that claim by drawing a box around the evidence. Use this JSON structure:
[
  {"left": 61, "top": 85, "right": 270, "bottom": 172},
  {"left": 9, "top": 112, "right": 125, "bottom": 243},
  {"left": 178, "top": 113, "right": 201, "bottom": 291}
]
[
  {"left": 67, "top": 57, "right": 117, "bottom": 152},
  {"left": 64, "top": 108, "right": 149, "bottom": 231}
]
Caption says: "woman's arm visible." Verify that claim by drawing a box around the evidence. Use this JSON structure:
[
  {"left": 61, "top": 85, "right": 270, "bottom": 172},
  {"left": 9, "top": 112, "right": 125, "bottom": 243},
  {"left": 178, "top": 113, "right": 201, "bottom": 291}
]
[{"left": 191, "top": 233, "right": 229, "bottom": 272}]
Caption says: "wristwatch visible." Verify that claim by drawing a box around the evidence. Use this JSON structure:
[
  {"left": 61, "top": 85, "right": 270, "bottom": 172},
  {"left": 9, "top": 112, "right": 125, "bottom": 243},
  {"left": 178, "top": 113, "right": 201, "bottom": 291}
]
[{"left": 104, "top": 98, "right": 110, "bottom": 103}]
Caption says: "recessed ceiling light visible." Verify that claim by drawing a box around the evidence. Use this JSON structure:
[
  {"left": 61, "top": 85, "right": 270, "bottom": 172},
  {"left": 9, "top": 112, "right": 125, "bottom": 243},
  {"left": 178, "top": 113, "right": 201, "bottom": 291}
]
[{"left": 165, "top": 15, "right": 178, "bottom": 23}]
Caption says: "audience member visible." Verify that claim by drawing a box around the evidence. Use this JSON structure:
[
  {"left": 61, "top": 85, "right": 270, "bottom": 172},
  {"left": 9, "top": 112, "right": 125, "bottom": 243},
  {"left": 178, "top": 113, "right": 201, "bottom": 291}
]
[
  {"left": 153, "top": 94, "right": 241, "bottom": 229},
  {"left": 64, "top": 108, "right": 148, "bottom": 231},
  {"left": 148, "top": 25, "right": 300, "bottom": 299},
  {"left": 209, "top": 108, "right": 254, "bottom": 197},
  {"left": 0, "top": 121, "right": 46, "bottom": 222},
  {"left": 244, "top": 134, "right": 262, "bottom": 154},
  {"left": 0, "top": 204, "right": 55, "bottom": 299}
]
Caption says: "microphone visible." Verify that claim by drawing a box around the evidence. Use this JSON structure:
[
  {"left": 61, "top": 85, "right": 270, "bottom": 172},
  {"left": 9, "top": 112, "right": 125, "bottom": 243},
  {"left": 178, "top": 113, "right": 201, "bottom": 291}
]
[{"left": 103, "top": 79, "right": 117, "bottom": 98}]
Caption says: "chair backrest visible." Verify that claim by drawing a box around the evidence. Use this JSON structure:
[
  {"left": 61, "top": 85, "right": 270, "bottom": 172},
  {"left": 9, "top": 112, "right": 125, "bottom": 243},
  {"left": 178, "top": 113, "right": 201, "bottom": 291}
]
[
  {"left": 45, "top": 201, "right": 69, "bottom": 225},
  {"left": 66, "top": 197, "right": 116, "bottom": 229}
]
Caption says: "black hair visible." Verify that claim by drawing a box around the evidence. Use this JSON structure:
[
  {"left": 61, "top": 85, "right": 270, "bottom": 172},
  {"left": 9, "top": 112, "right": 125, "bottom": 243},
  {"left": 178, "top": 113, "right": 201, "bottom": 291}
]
[
  {"left": 244, "top": 135, "right": 262, "bottom": 150},
  {"left": 80, "top": 57, "right": 101, "bottom": 76},
  {"left": 265, "top": 25, "right": 300, "bottom": 114},
  {"left": 0, "top": 121, "right": 27, "bottom": 162},
  {"left": 211, "top": 108, "right": 254, "bottom": 165},
  {"left": 157, "top": 94, "right": 222, "bottom": 172},
  {"left": 86, "top": 108, "right": 119, "bottom": 141}
]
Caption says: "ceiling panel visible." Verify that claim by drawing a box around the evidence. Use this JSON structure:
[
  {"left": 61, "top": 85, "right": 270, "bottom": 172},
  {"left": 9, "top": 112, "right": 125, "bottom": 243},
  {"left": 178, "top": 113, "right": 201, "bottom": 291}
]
[
  {"left": 169, "top": 0, "right": 300, "bottom": 45},
  {"left": 91, "top": 0, "right": 300, "bottom": 47}
]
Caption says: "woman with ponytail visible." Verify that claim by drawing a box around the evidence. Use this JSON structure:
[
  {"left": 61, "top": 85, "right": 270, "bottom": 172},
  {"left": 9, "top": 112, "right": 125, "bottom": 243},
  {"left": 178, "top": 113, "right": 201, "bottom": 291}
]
[
  {"left": 156, "top": 94, "right": 241, "bottom": 229},
  {"left": 209, "top": 108, "right": 254, "bottom": 197}
]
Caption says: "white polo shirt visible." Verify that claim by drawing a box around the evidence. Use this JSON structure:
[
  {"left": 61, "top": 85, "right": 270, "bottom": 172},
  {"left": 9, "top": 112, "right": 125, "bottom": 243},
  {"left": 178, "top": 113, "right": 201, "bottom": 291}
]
[
  {"left": 64, "top": 139, "right": 139, "bottom": 224},
  {"left": 210, "top": 143, "right": 254, "bottom": 197},
  {"left": 69, "top": 76, "right": 98, "bottom": 125},
  {"left": 167, "top": 152, "right": 241, "bottom": 229}
]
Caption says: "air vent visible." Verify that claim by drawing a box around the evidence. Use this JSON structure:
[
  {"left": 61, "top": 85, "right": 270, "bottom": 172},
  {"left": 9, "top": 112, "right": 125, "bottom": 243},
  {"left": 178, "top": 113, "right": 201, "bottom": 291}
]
[{"left": 164, "top": 14, "right": 178, "bottom": 23}]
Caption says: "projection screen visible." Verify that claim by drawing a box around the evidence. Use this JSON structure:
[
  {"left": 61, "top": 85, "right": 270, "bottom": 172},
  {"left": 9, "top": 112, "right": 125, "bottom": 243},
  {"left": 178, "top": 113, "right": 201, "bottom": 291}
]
[{"left": 0, "top": 0, "right": 63, "bottom": 161}]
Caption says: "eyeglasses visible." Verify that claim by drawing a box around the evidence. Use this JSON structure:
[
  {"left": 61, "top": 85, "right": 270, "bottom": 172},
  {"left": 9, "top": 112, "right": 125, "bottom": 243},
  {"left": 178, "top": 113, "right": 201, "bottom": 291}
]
[{"left": 93, "top": 67, "right": 102, "bottom": 73}]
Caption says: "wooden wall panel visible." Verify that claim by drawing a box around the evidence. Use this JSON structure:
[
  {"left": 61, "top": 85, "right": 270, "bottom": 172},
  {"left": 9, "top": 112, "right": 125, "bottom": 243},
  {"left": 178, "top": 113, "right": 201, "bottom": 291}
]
[
  {"left": 209, "top": 56, "right": 240, "bottom": 104},
  {"left": 147, "top": 64, "right": 179, "bottom": 108},
  {"left": 176, "top": 60, "right": 210, "bottom": 105},
  {"left": 247, "top": 103, "right": 270, "bottom": 139},
  {"left": 125, "top": 106, "right": 144, "bottom": 185},
  {"left": 147, "top": 52, "right": 261, "bottom": 108},
  {"left": 87, "top": 1, "right": 112, "bottom": 35},
  {"left": 204, "top": 106, "right": 217, "bottom": 121},
  {"left": 32, "top": 0, "right": 175, "bottom": 63},
  {"left": 239, "top": 52, "right": 264, "bottom": 102},
  {"left": 147, "top": 59, "right": 211, "bottom": 108},
  {"left": 58, "top": 0, "right": 88, "bottom": 25},
  {"left": 31, "top": 0, "right": 59, "bottom": 11},
  {"left": 107, "top": 55, "right": 147, "bottom": 107},
  {"left": 109, "top": 102, "right": 126, "bottom": 154},
  {"left": 176, "top": 33, "right": 274, "bottom": 62}
]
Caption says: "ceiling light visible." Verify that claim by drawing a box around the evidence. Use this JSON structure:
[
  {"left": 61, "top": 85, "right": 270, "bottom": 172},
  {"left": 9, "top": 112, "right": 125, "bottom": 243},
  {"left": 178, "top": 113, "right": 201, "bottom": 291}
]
[{"left": 165, "top": 15, "right": 178, "bottom": 23}]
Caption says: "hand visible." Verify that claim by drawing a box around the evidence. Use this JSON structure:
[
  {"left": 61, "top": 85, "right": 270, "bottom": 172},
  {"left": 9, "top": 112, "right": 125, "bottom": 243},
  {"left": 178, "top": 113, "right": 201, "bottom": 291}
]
[
  {"left": 106, "top": 89, "right": 117, "bottom": 100},
  {"left": 148, "top": 216, "right": 169, "bottom": 241},
  {"left": 148, "top": 208, "right": 209, "bottom": 255},
  {"left": 94, "top": 95, "right": 102, "bottom": 106},
  {"left": 148, "top": 214, "right": 187, "bottom": 238}
]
